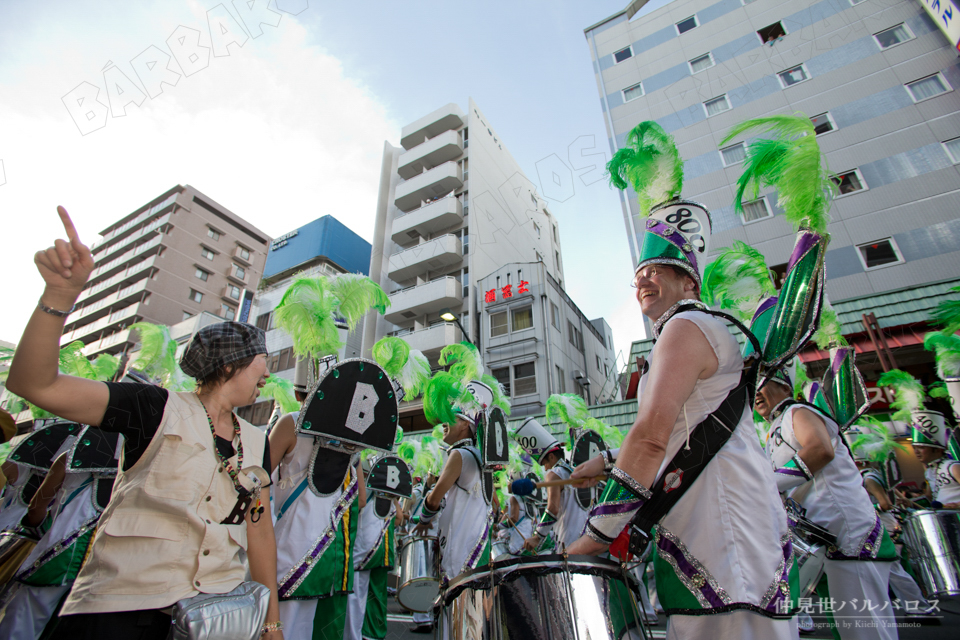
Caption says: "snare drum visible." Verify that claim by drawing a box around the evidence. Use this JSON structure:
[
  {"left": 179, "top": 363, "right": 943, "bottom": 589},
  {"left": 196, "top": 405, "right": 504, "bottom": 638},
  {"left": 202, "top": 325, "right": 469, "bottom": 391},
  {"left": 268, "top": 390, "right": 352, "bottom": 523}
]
[
  {"left": 901, "top": 509, "right": 960, "bottom": 597},
  {"left": 791, "top": 534, "right": 826, "bottom": 598},
  {"left": 397, "top": 536, "right": 441, "bottom": 612},
  {"left": 491, "top": 540, "right": 511, "bottom": 560},
  {"left": 438, "top": 554, "right": 646, "bottom": 640}
]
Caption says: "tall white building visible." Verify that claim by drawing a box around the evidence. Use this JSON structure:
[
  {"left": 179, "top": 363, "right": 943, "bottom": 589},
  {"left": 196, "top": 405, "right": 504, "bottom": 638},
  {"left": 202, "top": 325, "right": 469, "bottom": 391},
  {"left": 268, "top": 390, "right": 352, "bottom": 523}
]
[{"left": 363, "top": 99, "right": 599, "bottom": 429}]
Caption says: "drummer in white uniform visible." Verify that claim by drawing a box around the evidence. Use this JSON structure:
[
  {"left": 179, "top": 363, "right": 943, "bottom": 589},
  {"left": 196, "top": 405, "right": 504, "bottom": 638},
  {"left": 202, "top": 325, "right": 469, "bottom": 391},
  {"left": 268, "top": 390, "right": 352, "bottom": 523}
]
[
  {"left": 757, "top": 368, "right": 899, "bottom": 640},
  {"left": 567, "top": 196, "right": 797, "bottom": 639},
  {"left": 413, "top": 378, "right": 495, "bottom": 583},
  {"left": 512, "top": 418, "right": 587, "bottom": 553},
  {"left": 911, "top": 415, "right": 960, "bottom": 508}
]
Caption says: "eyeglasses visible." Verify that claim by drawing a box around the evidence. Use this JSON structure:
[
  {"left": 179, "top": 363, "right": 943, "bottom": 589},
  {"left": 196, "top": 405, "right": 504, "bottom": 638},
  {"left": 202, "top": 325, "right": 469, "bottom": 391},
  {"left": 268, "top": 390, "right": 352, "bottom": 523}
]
[{"left": 630, "top": 266, "right": 660, "bottom": 288}]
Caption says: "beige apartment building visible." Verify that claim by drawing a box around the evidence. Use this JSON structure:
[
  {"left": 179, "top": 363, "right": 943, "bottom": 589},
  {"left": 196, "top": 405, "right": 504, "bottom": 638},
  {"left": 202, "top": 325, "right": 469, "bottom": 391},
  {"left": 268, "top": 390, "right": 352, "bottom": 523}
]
[{"left": 61, "top": 184, "right": 270, "bottom": 357}]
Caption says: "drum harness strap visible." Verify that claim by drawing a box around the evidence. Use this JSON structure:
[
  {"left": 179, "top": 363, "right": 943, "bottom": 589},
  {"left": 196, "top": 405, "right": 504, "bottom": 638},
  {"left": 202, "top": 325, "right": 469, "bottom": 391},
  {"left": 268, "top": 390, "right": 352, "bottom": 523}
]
[{"left": 586, "top": 304, "right": 762, "bottom": 554}]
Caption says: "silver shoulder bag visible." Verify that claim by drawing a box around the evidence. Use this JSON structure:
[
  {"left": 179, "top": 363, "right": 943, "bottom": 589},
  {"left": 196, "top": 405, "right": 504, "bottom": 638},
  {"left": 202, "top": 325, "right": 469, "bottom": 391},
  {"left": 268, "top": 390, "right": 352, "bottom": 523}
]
[{"left": 167, "top": 580, "right": 270, "bottom": 640}]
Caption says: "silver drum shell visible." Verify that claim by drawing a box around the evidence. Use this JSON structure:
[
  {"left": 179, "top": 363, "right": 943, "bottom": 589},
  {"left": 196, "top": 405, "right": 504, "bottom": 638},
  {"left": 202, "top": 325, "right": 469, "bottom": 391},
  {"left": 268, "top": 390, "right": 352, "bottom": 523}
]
[
  {"left": 902, "top": 509, "right": 960, "bottom": 597},
  {"left": 437, "top": 554, "right": 646, "bottom": 640},
  {"left": 397, "top": 536, "right": 441, "bottom": 612}
]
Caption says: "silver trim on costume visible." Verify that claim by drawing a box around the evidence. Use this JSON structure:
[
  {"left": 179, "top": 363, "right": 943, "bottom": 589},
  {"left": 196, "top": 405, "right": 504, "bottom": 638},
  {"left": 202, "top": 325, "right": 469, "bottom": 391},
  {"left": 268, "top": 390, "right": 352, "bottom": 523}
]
[
  {"left": 655, "top": 526, "right": 731, "bottom": 608},
  {"left": 759, "top": 533, "right": 792, "bottom": 610},
  {"left": 653, "top": 299, "right": 708, "bottom": 339},
  {"left": 610, "top": 467, "right": 653, "bottom": 500}
]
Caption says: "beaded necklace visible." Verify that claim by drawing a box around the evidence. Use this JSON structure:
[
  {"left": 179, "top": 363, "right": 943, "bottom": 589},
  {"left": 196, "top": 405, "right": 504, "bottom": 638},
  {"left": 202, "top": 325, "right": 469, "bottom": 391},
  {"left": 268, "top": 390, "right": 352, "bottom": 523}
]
[{"left": 202, "top": 405, "right": 244, "bottom": 496}]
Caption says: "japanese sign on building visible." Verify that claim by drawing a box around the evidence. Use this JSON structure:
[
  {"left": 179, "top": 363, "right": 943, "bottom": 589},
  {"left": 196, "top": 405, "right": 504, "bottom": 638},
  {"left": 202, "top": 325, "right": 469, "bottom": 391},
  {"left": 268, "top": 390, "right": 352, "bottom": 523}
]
[
  {"left": 484, "top": 280, "right": 529, "bottom": 304},
  {"left": 918, "top": 0, "right": 960, "bottom": 51}
]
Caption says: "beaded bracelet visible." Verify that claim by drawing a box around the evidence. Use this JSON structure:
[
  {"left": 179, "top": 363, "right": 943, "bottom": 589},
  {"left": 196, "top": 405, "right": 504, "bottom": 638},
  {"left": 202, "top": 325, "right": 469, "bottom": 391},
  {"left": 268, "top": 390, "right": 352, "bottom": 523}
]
[{"left": 261, "top": 620, "right": 283, "bottom": 636}]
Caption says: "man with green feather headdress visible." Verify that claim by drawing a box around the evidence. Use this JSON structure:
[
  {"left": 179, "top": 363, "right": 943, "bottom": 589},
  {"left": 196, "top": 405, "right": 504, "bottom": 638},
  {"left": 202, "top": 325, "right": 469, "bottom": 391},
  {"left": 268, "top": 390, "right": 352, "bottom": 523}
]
[{"left": 567, "top": 121, "right": 797, "bottom": 640}]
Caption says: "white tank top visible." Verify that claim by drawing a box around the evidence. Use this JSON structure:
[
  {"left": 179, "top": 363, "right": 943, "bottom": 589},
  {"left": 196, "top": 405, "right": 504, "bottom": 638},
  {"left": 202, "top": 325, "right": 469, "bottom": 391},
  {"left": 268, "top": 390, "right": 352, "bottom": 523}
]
[
  {"left": 549, "top": 461, "right": 588, "bottom": 549},
  {"left": 437, "top": 445, "right": 492, "bottom": 580},
  {"left": 926, "top": 457, "right": 960, "bottom": 504}
]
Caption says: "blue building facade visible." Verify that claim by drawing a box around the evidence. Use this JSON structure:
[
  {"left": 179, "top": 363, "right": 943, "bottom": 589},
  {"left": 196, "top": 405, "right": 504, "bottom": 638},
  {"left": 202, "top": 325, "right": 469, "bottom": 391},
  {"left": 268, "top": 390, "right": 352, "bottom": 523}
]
[{"left": 263, "top": 215, "right": 371, "bottom": 279}]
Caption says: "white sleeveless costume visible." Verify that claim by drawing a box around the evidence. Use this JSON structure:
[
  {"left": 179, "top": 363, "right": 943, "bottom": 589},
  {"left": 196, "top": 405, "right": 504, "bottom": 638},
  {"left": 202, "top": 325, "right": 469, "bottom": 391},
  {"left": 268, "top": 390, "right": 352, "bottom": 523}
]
[
  {"left": 436, "top": 445, "right": 492, "bottom": 581},
  {"left": 548, "top": 460, "right": 589, "bottom": 550},
  {"left": 768, "top": 404, "right": 897, "bottom": 640},
  {"left": 925, "top": 457, "right": 960, "bottom": 504},
  {"left": 644, "top": 311, "right": 795, "bottom": 640}
]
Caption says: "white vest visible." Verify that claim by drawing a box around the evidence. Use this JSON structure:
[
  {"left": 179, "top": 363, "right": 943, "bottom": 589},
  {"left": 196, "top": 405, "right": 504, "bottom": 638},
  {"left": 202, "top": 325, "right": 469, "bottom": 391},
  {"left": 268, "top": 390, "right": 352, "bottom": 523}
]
[
  {"left": 437, "top": 446, "right": 491, "bottom": 580},
  {"left": 926, "top": 457, "right": 960, "bottom": 504}
]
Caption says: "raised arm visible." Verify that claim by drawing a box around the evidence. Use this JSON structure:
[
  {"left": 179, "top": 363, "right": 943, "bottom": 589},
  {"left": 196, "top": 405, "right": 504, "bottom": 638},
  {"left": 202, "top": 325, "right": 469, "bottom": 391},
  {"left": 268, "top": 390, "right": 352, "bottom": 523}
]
[{"left": 6, "top": 207, "right": 109, "bottom": 426}]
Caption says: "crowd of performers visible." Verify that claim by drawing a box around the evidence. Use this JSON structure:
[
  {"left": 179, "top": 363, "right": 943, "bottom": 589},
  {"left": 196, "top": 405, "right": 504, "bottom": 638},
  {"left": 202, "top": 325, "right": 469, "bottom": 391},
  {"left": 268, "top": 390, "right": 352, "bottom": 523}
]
[{"left": 1, "top": 113, "right": 960, "bottom": 640}]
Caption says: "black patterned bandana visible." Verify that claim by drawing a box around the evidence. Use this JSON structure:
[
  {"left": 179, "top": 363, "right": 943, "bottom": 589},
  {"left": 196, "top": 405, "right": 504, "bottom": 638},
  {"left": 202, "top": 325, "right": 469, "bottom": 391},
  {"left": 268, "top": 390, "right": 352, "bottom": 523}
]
[{"left": 180, "top": 322, "right": 267, "bottom": 380}]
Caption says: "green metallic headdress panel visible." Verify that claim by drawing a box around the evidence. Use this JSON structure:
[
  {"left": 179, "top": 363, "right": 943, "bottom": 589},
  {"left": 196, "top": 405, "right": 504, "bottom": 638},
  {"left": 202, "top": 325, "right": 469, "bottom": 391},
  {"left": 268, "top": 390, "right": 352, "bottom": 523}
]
[{"left": 820, "top": 347, "right": 870, "bottom": 431}]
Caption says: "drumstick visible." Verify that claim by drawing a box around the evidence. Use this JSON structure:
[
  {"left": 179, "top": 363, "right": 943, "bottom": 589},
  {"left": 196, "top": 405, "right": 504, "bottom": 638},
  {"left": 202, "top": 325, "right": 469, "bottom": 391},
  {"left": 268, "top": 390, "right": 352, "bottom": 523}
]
[{"left": 509, "top": 475, "right": 607, "bottom": 496}]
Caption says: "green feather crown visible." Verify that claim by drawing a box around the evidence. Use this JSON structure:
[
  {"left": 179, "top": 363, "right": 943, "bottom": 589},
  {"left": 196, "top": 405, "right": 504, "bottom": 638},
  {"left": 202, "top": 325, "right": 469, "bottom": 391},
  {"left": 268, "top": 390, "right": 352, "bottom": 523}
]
[
  {"left": 721, "top": 114, "right": 836, "bottom": 235},
  {"left": 813, "top": 300, "right": 847, "bottom": 350},
  {"left": 701, "top": 241, "right": 776, "bottom": 323},
  {"left": 930, "top": 286, "right": 960, "bottom": 336},
  {"left": 372, "top": 336, "right": 432, "bottom": 398},
  {"left": 545, "top": 394, "right": 591, "bottom": 431},
  {"left": 423, "top": 371, "right": 471, "bottom": 426},
  {"left": 440, "top": 342, "right": 483, "bottom": 383},
  {"left": 924, "top": 332, "right": 960, "bottom": 379},
  {"left": 851, "top": 416, "right": 905, "bottom": 462},
  {"left": 607, "top": 121, "right": 684, "bottom": 219},
  {"left": 259, "top": 377, "right": 300, "bottom": 414},
  {"left": 876, "top": 369, "right": 925, "bottom": 422},
  {"left": 128, "top": 322, "right": 194, "bottom": 391},
  {"left": 481, "top": 374, "right": 511, "bottom": 415},
  {"left": 275, "top": 273, "right": 389, "bottom": 358}
]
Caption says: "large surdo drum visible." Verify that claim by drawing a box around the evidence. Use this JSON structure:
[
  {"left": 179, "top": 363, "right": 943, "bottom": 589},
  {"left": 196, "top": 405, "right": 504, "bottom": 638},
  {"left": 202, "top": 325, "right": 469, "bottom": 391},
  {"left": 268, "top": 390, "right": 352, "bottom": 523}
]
[{"left": 901, "top": 509, "right": 960, "bottom": 596}]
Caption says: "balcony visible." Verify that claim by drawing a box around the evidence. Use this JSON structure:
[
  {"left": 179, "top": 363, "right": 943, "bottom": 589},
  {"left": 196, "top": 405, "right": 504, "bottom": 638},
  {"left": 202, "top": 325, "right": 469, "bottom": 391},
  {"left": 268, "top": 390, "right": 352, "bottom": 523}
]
[
  {"left": 80, "top": 328, "right": 133, "bottom": 357},
  {"left": 92, "top": 213, "right": 170, "bottom": 264},
  {"left": 398, "top": 130, "right": 464, "bottom": 180},
  {"left": 61, "top": 302, "right": 142, "bottom": 346},
  {"left": 392, "top": 197, "right": 463, "bottom": 243},
  {"left": 88, "top": 235, "right": 163, "bottom": 284},
  {"left": 233, "top": 246, "right": 253, "bottom": 265},
  {"left": 387, "top": 234, "right": 462, "bottom": 282},
  {"left": 400, "top": 103, "right": 465, "bottom": 151},
  {"left": 384, "top": 276, "right": 463, "bottom": 324},
  {"left": 76, "top": 255, "right": 157, "bottom": 305},
  {"left": 91, "top": 192, "right": 177, "bottom": 254},
  {"left": 65, "top": 278, "right": 149, "bottom": 328},
  {"left": 394, "top": 161, "right": 463, "bottom": 212},
  {"left": 390, "top": 323, "right": 462, "bottom": 358}
]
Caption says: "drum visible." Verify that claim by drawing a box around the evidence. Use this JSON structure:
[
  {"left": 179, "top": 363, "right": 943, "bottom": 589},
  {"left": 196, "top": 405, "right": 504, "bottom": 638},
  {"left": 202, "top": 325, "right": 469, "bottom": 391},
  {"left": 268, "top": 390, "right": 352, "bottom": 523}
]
[
  {"left": 791, "top": 534, "right": 826, "bottom": 598},
  {"left": 901, "top": 509, "right": 960, "bottom": 596},
  {"left": 491, "top": 539, "right": 511, "bottom": 560},
  {"left": 397, "top": 536, "right": 441, "bottom": 612},
  {"left": 437, "top": 554, "right": 647, "bottom": 640}
]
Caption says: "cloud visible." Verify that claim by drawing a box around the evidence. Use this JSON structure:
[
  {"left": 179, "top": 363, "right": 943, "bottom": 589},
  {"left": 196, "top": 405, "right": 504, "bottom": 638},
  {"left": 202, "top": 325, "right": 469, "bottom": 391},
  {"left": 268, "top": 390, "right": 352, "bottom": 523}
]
[{"left": 0, "top": 1, "right": 399, "bottom": 343}]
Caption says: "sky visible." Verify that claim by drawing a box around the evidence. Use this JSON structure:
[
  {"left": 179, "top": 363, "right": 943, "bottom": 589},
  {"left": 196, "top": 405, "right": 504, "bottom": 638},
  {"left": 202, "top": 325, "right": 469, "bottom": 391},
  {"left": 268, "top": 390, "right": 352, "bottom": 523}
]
[{"left": 0, "top": 0, "right": 674, "bottom": 368}]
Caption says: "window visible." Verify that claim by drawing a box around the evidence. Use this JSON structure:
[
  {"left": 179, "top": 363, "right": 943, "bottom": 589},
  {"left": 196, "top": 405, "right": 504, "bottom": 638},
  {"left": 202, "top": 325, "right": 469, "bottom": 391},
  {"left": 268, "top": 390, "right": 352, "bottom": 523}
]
[
  {"left": 857, "top": 238, "right": 903, "bottom": 270},
  {"left": 849, "top": 0, "right": 868, "bottom": 5},
  {"left": 227, "top": 285, "right": 241, "bottom": 300},
  {"left": 555, "top": 251, "right": 561, "bottom": 272},
  {"left": 514, "top": 363, "right": 537, "bottom": 396},
  {"left": 676, "top": 16, "right": 698, "bottom": 34},
  {"left": 778, "top": 65, "right": 809, "bottom": 87},
  {"left": 758, "top": 22, "right": 786, "bottom": 44},
  {"left": 622, "top": 82, "right": 644, "bottom": 102},
  {"left": 550, "top": 303, "right": 560, "bottom": 330},
  {"left": 704, "top": 95, "right": 730, "bottom": 117},
  {"left": 832, "top": 170, "right": 866, "bottom": 195},
  {"left": 255, "top": 312, "right": 272, "bottom": 331},
  {"left": 195, "top": 267, "right": 210, "bottom": 281},
  {"left": 462, "top": 268, "right": 470, "bottom": 299},
  {"left": 238, "top": 246, "right": 251, "bottom": 261},
  {"left": 811, "top": 113, "right": 835, "bottom": 135},
  {"left": 512, "top": 307, "right": 533, "bottom": 332},
  {"left": 233, "top": 264, "right": 246, "bottom": 279},
  {"left": 207, "top": 227, "right": 221, "bottom": 240},
  {"left": 906, "top": 74, "right": 950, "bottom": 102},
  {"left": 267, "top": 347, "right": 295, "bottom": 373},
  {"left": 491, "top": 312, "right": 508, "bottom": 337},
  {"left": 533, "top": 222, "right": 541, "bottom": 238},
  {"left": 188, "top": 289, "right": 203, "bottom": 303},
  {"left": 556, "top": 366, "right": 566, "bottom": 393},
  {"left": 613, "top": 46, "right": 633, "bottom": 64},
  {"left": 742, "top": 0, "right": 758, "bottom": 4},
  {"left": 553, "top": 226, "right": 558, "bottom": 243},
  {"left": 740, "top": 198, "right": 772, "bottom": 223},
  {"left": 182, "top": 311, "right": 194, "bottom": 321},
  {"left": 689, "top": 53, "right": 714, "bottom": 74},
  {"left": 568, "top": 321, "right": 584, "bottom": 352},
  {"left": 596, "top": 355, "right": 602, "bottom": 370},
  {"left": 492, "top": 367, "right": 511, "bottom": 396},
  {"left": 200, "top": 247, "right": 215, "bottom": 261},
  {"left": 219, "top": 303, "right": 235, "bottom": 319},
  {"left": 462, "top": 229, "right": 469, "bottom": 255},
  {"left": 875, "top": 23, "right": 913, "bottom": 49},
  {"left": 721, "top": 143, "right": 746, "bottom": 166},
  {"left": 943, "top": 137, "right": 960, "bottom": 164}
]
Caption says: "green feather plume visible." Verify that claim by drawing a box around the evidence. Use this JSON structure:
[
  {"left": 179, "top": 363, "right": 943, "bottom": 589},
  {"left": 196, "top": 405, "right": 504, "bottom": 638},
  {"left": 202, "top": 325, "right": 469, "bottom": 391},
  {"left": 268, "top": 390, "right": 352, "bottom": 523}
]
[
  {"left": 372, "top": 336, "right": 410, "bottom": 377},
  {"left": 721, "top": 114, "right": 836, "bottom": 234},
  {"left": 128, "top": 322, "right": 193, "bottom": 390},
  {"left": 397, "top": 440, "right": 419, "bottom": 463},
  {"left": 481, "top": 374, "right": 511, "bottom": 416},
  {"left": 414, "top": 436, "right": 443, "bottom": 477},
  {"left": 259, "top": 377, "right": 299, "bottom": 414},
  {"left": 423, "top": 372, "right": 469, "bottom": 426},
  {"left": 877, "top": 369, "right": 925, "bottom": 422},
  {"left": 327, "top": 274, "right": 390, "bottom": 327},
  {"left": 546, "top": 394, "right": 591, "bottom": 431},
  {"left": 852, "top": 416, "right": 906, "bottom": 462},
  {"left": 607, "top": 121, "right": 684, "bottom": 219},
  {"left": 813, "top": 300, "right": 847, "bottom": 349},
  {"left": 274, "top": 275, "right": 341, "bottom": 357},
  {"left": 589, "top": 418, "right": 624, "bottom": 449},
  {"left": 793, "top": 361, "right": 812, "bottom": 399},
  {"left": 398, "top": 350, "right": 431, "bottom": 399},
  {"left": 701, "top": 241, "right": 776, "bottom": 323},
  {"left": 927, "top": 382, "right": 949, "bottom": 400},
  {"left": 440, "top": 342, "right": 483, "bottom": 383},
  {"left": 924, "top": 332, "right": 960, "bottom": 379},
  {"left": 930, "top": 286, "right": 960, "bottom": 336}
]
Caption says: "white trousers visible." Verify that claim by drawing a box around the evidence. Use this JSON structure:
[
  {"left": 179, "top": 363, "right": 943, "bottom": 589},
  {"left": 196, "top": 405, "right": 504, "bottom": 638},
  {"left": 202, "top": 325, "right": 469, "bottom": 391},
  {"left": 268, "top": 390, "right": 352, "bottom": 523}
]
[
  {"left": 666, "top": 610, "right": 798, "bottom": 640},
  {"left": 823, "top": 560, "right": 898, "bottom": 640},
  {"left": 278, "top": 598, "right": 317, "bottom": 640},
  {"left": 887, "top": 562, "right": 929, "bottom": 608},
  {"left": 344, "top": 570, "right": 371, "bottom": 640},
  {"left": 0, "top": 583, "right": 69, "bottom": 640}
]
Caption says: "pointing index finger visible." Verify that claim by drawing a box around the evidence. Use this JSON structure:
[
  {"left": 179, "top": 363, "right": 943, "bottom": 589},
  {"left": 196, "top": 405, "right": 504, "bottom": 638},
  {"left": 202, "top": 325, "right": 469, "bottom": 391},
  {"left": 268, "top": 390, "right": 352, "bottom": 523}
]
[{"left": 57, "top": 206, "right": 81, "bottom": 243}]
